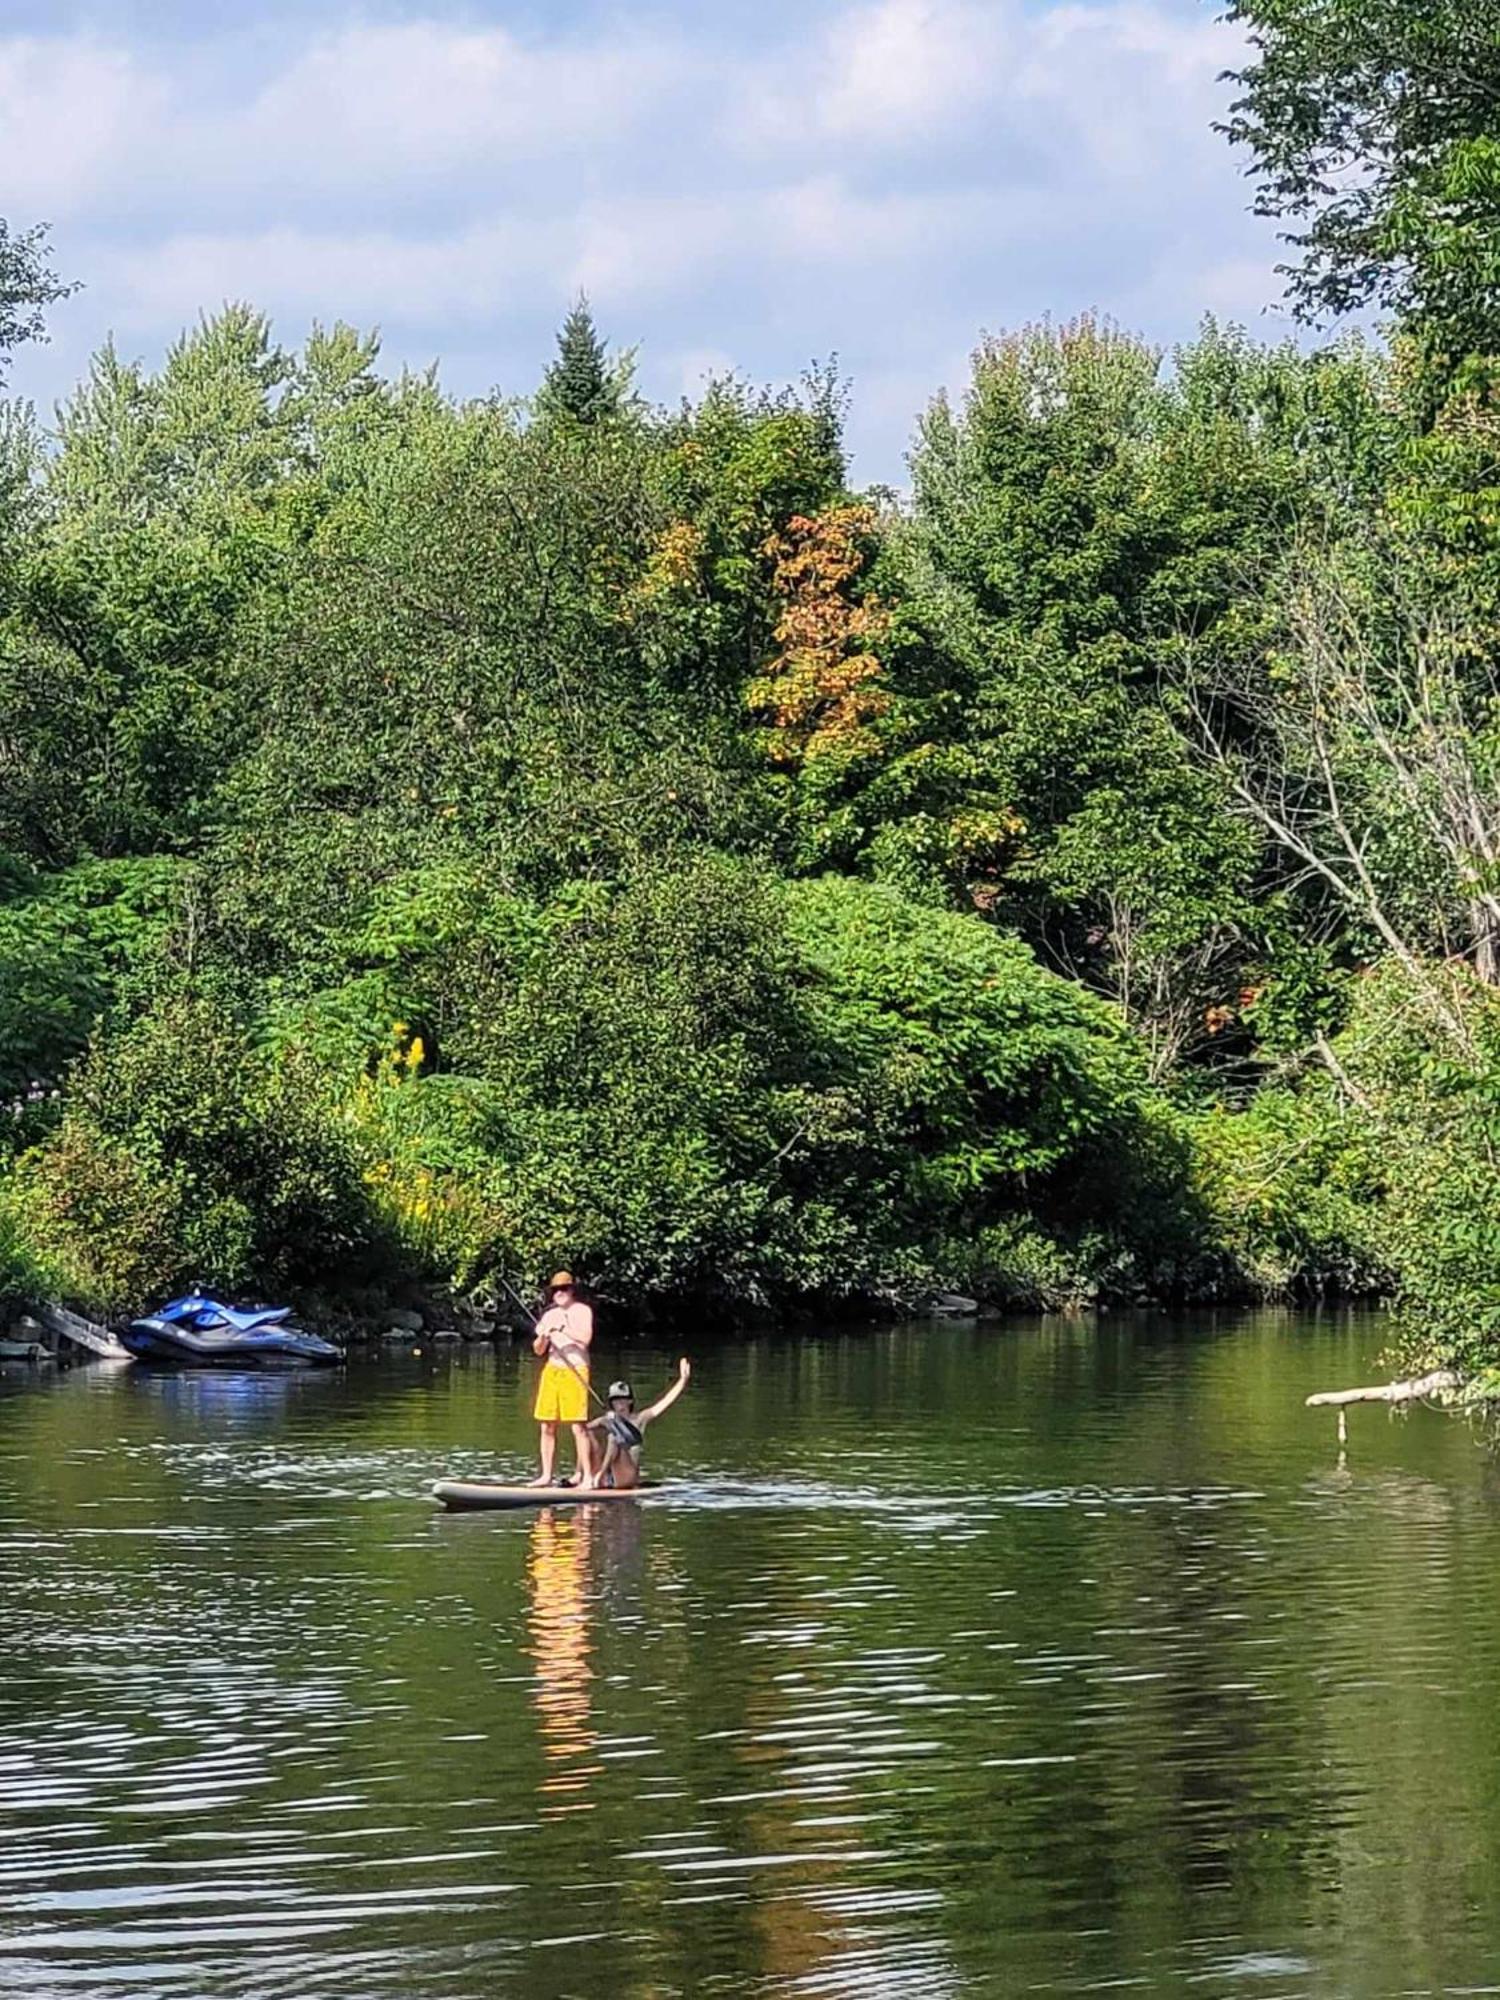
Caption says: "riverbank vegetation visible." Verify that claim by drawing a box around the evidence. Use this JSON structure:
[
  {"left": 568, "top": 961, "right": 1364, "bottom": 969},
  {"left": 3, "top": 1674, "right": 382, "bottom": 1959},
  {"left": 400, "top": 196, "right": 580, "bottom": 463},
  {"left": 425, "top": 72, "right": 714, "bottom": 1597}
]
[{"left": 4, "top": 0, "right": 1500, "bottom": 1364}]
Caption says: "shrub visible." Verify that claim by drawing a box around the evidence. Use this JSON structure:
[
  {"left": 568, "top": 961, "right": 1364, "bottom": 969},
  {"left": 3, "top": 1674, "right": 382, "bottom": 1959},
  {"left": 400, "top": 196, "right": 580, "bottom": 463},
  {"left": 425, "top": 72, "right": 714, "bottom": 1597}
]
[
  {"left": 12, "top": 992, "right": 392, "bottom": 1315},
  {"left": 1190, "top": 1085, "right": 1389, "bottom": 1298}
]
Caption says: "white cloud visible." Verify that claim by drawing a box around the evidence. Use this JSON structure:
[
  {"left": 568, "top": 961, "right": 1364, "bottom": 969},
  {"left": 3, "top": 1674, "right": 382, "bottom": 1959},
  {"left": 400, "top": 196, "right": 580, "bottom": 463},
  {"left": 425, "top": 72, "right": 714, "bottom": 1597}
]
[
  {"left": 1049, "top": 0, "right": 1245, "bottom": 85},
  {"left": 86, "top": 222, "right": 559, "bottom": 335},
  {"left": 0, "top": 36, "right": 165, "bottom": 213},
  {"left": 0, "top": 1, "right": 1292, "bottom": 481},
  {"left": 88, "top": 175, "right": 985, "bottom": 343},
  {"left": 0, "top": 20, "right": 692, "bottom": 224},
  {"left": 1013, "top": 1, "right": 1241, "bottom": 182},
  {"left": 241, "top": 22, "right": 690, "bottom": 188},
  {"left": 817, "top": 0, "right": 1000, "bottom": 139},
  {"left": 567, "top": 193, "right": 735, "bottom": 305},
  {"left": 770, "top": 176, "right": 987, "bottom": 261},
  {"left": 744, "top": 0, "right": 1241, "bottom": 188}
]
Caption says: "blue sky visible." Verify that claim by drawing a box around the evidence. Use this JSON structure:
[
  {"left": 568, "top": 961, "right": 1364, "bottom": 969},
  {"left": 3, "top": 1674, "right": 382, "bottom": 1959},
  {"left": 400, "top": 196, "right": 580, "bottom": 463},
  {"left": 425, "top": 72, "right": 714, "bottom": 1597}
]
[{"left": 0, "top": 0, "right": 1300, "bottom": 483}]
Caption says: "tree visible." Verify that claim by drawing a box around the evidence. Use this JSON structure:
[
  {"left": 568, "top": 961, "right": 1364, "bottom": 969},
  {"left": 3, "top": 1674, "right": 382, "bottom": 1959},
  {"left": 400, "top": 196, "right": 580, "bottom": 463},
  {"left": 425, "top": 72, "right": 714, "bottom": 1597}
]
[
  {"left": 536, "top": 297, "right": 625, "bottom": 426},
  {"left": 12, "top": 992, "right": 389, "bottom": 1314},
  {"left": 1222, "top": 0, "right": 1500, "bottom": 358},
  {"left": 747, "top": 505, "right": 892, "bottom": 766},
  {"left": 893, "top": 319, "right": 1317, "bottom": 1067},
  {"left": 0, "top": 277, "right": 1457, "bottom": 1327},
  {"left": 0, "top": 219, "right": 74, "bottom": 380},
  {"left": 1182, "top": 530, "right": 1500, "bottom": 1041}
]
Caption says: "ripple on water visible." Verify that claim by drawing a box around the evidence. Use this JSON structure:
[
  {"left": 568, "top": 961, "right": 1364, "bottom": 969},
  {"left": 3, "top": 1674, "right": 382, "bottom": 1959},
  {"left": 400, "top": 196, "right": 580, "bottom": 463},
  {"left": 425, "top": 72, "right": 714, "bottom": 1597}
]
[{"left": 2, "top": 1316, "right": 1500, "bottom": 1995}]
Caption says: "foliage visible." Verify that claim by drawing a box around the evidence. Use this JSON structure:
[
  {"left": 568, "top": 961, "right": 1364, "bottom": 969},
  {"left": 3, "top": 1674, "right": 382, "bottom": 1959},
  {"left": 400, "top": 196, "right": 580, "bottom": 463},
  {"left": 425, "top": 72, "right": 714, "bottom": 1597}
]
[
  {"left": 1223, "top": 0, "right": 1500, "bottom": 360},
  {"left": 0, "top": 219, "right": 74, "bottom": 379},
  {"left": 782, "top": 876, "right": 1213, "bottom": 1303},
  {"left": 265, "top": 855, "right": 1151, "bottom": 1308},
  {"left": 890, "top": 317, "right": 1383, "bottom": 1070},
  {"left": 747, "top": 505, "right": 892, "bottom": 766},
  {"left": 1326, "top": 965, "right": 1500, "bottom": 1373},
  {"left": 0, "top": 857, "right": 184, "bottom": 1111},
  {"left": 13, "top": 995, "right": 388, "bottom": 1315},
  {"left": 535, "top": 297, "right": 629, "bottom": 428},
  {"left": 1190, "top": 1085, "right": 1388, "bottom": 1297},
  {"left": 2, "top": 240, "right": 1500, "bottom": 1365},
  {"left": 0, "top": 1187, "right": 48, "bottom": 1314}
]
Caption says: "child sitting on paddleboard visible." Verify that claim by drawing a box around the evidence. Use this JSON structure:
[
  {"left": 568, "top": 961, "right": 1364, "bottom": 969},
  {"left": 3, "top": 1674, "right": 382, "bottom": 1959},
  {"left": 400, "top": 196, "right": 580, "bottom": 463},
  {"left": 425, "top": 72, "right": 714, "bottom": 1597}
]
[{"left": 586, "top": 1360, "right": 691, "bottom": 1489}]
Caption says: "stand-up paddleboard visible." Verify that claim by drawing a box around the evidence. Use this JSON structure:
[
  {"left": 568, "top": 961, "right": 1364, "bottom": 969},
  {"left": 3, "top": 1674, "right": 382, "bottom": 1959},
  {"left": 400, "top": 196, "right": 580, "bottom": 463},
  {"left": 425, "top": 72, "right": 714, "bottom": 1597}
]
[{"left": 432, "top": 1478, "right": 659, "bottom": 1512}]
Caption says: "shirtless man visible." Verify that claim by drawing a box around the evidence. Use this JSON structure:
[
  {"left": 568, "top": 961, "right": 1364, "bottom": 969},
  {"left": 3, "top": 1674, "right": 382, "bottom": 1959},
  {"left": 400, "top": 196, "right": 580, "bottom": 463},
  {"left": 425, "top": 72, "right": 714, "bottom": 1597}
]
[
  {"left": 530, "top": 1272, "right": 595, "bottom": 1489},
  {"left": 586, "top": 1359, "right": 691, "bottom": 1489}
]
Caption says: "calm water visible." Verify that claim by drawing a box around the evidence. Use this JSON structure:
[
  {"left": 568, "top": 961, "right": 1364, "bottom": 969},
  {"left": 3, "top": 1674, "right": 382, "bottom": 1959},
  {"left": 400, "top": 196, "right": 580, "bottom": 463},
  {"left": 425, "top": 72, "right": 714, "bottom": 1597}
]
[{"left": 2, "top": 1311, "right": 1499, "bottom": 1998}]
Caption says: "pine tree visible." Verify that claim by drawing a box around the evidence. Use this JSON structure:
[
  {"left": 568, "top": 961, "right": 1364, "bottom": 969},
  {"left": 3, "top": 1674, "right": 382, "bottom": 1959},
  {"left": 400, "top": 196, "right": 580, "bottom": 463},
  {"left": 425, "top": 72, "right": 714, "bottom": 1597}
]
[{"left": 538, "top": 298, "right": 621, "bottom": 426}]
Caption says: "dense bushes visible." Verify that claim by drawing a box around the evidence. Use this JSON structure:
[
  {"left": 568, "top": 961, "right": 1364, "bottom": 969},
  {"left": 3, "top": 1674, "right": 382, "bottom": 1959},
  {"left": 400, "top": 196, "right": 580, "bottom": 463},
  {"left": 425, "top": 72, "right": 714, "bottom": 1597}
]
[
  {"left": 9, "top": 996, "right": 387, "bottom": 1315},
  {"left": 1324, "top": 970, "right": 1500, "bottom": 1375},
  {"left": 0, "top": 857, "right": 182, "bottom": 1106},
  {"left": 0, "top": 853, "right": 1232, "bottom": 1317},
  {"left": 1190, "top": 1088, "right": 1388, "bottom": 1300}
]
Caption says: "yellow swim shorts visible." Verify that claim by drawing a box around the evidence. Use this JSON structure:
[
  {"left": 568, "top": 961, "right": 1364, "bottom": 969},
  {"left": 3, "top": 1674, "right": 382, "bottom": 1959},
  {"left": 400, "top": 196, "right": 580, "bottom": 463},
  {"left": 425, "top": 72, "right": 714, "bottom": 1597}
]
[{"left": 533, "top": 1360, "right": 589, "bottom": 1424}]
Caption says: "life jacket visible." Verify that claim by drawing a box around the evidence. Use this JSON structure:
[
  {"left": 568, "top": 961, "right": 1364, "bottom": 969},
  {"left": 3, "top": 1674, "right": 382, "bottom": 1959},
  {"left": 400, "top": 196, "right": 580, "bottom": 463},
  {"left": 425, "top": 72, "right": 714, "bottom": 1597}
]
[{"left": 604, "top": 1411, "right": 644, "bottom": 1451}]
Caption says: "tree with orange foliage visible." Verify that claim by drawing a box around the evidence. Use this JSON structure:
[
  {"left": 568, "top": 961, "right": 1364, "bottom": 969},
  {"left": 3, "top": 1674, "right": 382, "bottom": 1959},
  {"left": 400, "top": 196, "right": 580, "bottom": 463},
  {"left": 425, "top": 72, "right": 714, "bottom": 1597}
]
[{"left": 747, "top": 505, "right": 891, "bottom": 765}]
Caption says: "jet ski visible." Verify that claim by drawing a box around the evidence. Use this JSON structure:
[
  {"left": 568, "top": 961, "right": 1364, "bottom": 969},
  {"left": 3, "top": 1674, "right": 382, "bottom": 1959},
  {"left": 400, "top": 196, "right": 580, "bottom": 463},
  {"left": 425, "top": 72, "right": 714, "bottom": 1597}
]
[{"left": 121, "top": 1290, "right": 342, "bottom": 1368}]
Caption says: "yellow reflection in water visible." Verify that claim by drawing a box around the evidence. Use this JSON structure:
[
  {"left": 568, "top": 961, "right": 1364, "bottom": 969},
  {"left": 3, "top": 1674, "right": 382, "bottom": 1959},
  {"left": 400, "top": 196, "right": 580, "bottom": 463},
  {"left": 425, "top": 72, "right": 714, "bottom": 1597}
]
[{"left": 525, "top": 1507, "right": 601, "bottom": 1812}]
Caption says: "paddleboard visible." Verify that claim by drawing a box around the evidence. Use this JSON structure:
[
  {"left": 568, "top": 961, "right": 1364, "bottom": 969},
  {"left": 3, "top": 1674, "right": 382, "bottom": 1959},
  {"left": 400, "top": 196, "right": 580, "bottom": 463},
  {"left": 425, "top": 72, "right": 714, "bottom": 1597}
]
[{"left": 432, "top": 1478, "right": 659, "bottom": 1511}]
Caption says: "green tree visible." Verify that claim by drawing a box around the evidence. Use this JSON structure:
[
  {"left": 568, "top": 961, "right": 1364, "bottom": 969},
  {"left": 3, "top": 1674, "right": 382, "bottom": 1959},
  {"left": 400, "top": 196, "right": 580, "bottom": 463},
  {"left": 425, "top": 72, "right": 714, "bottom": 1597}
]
[
  {"left": 0, "top": 276, "right": 1450, "bottom": 1331},
  {"left": 0, "top": 312, "right": 423, "bottom": 865},
  {"left": 536, "top": 297, "right": 626, "bottom": 426},
  {"left": 890, "top": 318, "right": 1380, "bottom": 1071},
  {"left": 0, "top": 856, "right": 183, "bottom": 1114},
  {"left": 1223, "top": 0, "right": 1500, "bottom": 359},
  {"left": 12, "top": 992, "right": 389, "bottom": 1315},
  {"left": 0, "top": 218, "right": 74, "bottom": 380}
]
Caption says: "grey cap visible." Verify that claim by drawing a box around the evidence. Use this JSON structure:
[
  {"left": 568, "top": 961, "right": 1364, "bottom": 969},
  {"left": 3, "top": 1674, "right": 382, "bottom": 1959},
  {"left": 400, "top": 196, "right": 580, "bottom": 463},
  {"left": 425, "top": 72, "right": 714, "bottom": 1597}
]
[{"left": 607, "top": 1380, "right": 633, "bottom": 1401}]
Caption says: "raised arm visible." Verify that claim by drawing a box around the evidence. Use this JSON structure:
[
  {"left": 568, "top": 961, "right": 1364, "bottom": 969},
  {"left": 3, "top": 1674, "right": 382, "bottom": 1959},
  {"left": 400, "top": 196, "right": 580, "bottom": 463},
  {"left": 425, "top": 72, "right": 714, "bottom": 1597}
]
[{"left": 640, "top": 1358, "right": 691, "bottom": 1426}]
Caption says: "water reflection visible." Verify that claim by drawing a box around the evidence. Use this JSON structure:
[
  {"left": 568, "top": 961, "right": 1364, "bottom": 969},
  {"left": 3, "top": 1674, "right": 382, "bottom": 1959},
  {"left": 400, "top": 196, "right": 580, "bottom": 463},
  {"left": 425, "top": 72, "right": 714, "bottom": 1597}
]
[
  {"left": 525, "top": 1509, "right": 599, "bottom": 1806},
  {"left": 129, "top": 1365, "right": 343, "bottom": 1432},
  {"left": 3, "top": 1313, "right": 1500, "bottom": 1996}
]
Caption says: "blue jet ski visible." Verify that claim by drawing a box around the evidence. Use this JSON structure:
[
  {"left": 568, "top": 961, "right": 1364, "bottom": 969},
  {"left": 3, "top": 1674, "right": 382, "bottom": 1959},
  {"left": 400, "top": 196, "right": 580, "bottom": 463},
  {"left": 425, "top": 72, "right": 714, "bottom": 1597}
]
[{"left": 122, "top": 1291, "right": 342, "bottom": 1369}]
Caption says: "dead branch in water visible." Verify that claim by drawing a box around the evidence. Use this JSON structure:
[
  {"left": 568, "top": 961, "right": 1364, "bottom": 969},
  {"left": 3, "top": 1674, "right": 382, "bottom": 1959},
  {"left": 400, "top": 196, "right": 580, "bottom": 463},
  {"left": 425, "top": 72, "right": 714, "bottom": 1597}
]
[{"left": 1306, "top": 1370, "right": 1460, "bottom": 1408}]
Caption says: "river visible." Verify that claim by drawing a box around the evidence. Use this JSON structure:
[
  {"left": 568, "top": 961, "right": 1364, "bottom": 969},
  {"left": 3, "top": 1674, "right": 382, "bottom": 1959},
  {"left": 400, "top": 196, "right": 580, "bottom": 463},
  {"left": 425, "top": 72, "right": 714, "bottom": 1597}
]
[{"left": 1, "top": 1309, "right": 1497, "bottom": 1998}]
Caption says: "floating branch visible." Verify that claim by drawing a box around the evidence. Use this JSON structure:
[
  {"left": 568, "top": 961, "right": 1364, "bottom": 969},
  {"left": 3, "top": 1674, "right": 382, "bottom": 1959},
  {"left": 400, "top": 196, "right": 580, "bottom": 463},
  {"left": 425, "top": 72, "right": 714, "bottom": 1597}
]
[{"left": 1306, "top": 1371, "right": 1460, "bottom": 1408}]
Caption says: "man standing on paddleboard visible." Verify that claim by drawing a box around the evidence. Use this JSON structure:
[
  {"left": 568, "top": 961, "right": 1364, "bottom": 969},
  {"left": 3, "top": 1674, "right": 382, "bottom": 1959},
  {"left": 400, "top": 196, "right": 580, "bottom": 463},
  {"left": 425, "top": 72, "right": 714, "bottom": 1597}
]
[{"left": 530, "top": 1272, "right": 595, "bottom": 1489}]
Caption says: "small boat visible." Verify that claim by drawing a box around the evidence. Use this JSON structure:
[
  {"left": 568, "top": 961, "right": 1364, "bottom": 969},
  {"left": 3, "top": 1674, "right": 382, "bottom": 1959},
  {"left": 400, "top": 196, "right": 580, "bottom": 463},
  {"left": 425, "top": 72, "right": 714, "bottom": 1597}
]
[
  {"left": 121, "top": 1291, "right": 341, "bottom": 1369},
  {"left": 432, "top": 1478, "right": 658, "bottom": 1511}
]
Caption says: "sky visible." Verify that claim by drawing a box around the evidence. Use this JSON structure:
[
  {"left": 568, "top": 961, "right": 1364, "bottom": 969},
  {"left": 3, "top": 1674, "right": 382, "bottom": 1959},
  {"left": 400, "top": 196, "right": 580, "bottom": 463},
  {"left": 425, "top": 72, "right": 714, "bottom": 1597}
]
[{"left": 0, "top": 0, "right": 1301, "bottom": 485}]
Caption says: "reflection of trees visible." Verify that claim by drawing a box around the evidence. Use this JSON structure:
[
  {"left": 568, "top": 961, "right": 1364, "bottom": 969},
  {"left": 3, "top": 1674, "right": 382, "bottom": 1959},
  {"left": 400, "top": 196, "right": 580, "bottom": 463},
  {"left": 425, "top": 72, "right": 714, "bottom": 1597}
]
[
  {"left": 14, "top": 1312, "right": 1500, "bottom": 1994},
  {"left": 679, "top": 1309, "right": 1500, "bottom": 1995}
]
